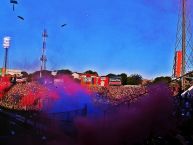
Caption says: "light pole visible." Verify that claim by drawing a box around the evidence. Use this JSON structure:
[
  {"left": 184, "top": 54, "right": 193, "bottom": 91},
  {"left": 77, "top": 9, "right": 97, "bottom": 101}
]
[{"left": 2, "top": 37, "right": 11, "bottom": 77}]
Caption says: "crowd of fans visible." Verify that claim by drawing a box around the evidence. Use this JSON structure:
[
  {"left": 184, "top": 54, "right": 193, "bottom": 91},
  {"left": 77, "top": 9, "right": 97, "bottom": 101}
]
[
  {"left": 1, "top": 77, "right": 193, "bottom": 144},
  {"left": 0, "top": 82, "right": 54, "bottom": 111},
  {"left": 88, "top": 85, "right": 147, "bottom": 105},
  {"left": 0, "top": 75, "right": 148, "bottom": 110}
]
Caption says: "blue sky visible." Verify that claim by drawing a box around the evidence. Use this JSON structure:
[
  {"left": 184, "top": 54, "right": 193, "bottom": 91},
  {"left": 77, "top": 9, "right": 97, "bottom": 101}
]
[{"left": 0, "top": 0, "right": 186, "bottom": 78}]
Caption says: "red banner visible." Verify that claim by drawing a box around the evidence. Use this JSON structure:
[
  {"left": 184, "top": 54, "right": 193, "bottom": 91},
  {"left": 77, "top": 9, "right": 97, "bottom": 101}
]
[{"left": 174, "top": 51, "right": 182, "bottom": 78}]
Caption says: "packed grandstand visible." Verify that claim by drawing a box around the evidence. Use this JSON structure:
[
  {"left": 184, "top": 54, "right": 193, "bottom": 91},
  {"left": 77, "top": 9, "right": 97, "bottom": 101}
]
[
  {"left": 0, "top": 71, "right": 193, "bottom": 145},
  {"left": 0, "top": 71, "right": 148, "bottom": 111}
]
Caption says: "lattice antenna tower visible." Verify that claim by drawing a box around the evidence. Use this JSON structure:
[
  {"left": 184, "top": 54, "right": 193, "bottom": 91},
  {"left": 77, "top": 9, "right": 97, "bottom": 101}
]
[
  {"left": 40, "top": 29, "right": 48, "bottom": 77},
  {"left": 172, "top": 0, "right": 193, "bottom": 90}
]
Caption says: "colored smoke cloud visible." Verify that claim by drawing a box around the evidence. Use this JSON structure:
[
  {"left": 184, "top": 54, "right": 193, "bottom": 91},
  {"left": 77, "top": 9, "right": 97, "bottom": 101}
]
[
  {"left": 41, "top": 75, "right": 92, "bottom": 113},
  {"left": 0, "top": 75, "right": 92, "bottom": 112},
  {"left": 53, "top": 75, "right": 88, "bottom": 96},
  {"left": 0, "top": 80, "right": 176, "bottom": 145},
  {"left": 74, "top": 84, "right": 174, "bottom": 145}
]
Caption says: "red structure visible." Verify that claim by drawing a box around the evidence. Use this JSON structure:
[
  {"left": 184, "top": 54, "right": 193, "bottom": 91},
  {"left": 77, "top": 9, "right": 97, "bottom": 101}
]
[
  {"left": 98, "top": 76, "right": 109, "bottom": 87},
  {"left": 174, "top": 50, "right": 182, "bottom": 78},
  {"left": 80, "top": 74, "right": 110, "bottom": 87},
  {"left": 80, "top": 74, "right": 122, "bottom": 87},
  {"left": 80, "top": 74, "right": 99, "bottom": 86}
]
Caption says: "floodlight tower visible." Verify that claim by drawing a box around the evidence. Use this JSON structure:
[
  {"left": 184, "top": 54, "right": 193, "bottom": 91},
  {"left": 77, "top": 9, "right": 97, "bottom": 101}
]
[
  {"left": 2, "top": 37, "right": 11, "bottom": 77},
  {"left": 40, "top": 29, "right": 48, "bottom": 77}
]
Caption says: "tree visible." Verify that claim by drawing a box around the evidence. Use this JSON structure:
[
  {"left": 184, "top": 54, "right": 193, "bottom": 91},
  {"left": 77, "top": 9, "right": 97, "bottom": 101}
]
[
  {"left": 21, "top": 71, "right": 28, "bottom": 78},
  {"left": 106, "top": 73, "right": 117, "bottom": 77},
  {"left": 119, "top": 73, "right": 128, "bottom": 85},
  {"left": 153, "top": 76, "right": 171, "bottom": 84},
  {"left": 127, "top": 74, "right": 143, "bottom": 85},
  {"left": 84, "top": 70, "right": 98, "bottom": 76},
  {"left": 27, "top": 74, "right": 32, "bottom": 82},
  {"left": 31, "top": 70, "right": 52, "bottom": 80},
  {"left": 57, "top": 69, "right": 72, "bottom": 75}
]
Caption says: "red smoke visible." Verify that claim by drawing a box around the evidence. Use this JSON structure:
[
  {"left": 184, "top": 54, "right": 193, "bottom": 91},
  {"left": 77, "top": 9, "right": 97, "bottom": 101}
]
[
  {"left": 19, "top": 83, "right": 60, "bottom": 109},
  {"left": 0, "top": 75, "right": 89, "bottom": 110},
  {"left": 0, "top": 82, "right": 11, "bottom": 98}
]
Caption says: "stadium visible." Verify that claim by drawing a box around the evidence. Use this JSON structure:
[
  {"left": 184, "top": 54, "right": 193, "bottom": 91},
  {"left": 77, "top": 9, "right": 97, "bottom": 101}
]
[{"left": 1, "top": 0, "right": 193, "bottom": 145}]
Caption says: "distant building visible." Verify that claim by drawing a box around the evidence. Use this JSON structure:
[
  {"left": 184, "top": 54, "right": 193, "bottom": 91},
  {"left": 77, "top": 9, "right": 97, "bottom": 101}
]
[
  {"left": 109, "top": 76, "right": 122, "bottom": 86},
  {"left": 72, "top": 72, "right": 82, "bottom": 80},
  {"left": 80, "top": 73, "right": 99, "bottom": 86},
  {"left": 78, "top": 74, "right": 110, "bottom": 87},
  {"left": 0, "top": 68, "right": 22, "bottom": 77},
  {"left": 72, "top": 73, "right": 123, "bottom": 87},
  {"left": 98, "top": 76, "right": 109, "bottom": 87},
  {"left": 51, "top": 71, "right": 57, "bottom": 76}
]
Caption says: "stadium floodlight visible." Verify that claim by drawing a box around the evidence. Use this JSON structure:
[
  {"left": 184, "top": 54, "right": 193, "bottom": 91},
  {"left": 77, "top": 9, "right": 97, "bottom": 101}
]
[
  {"left": 3, "top": 37, "right": 11, "bottom": 49},
  {"left": 2, "top": 37, "right": 11, "bottom": 76}
]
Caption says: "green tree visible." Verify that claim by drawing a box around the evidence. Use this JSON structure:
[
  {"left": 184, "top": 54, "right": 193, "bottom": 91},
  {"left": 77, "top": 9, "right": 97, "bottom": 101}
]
[
  {"left": 119, "top": 73, "right": 128, "bottom": 85},
  {"left": 127, "top": 74, "right": 143, "bottom": 85},
  {"left": 84, "top": 70, "right": 98, "bottom": 76},
  {"left": 57, "top": 69, "right": 72, "bottom": 75},
  {"left": 153, "top": 76, "right": 171, "bottom": 84},
  {"left": 32, "top": 70, "right": 52, "bottom": 80},
  {"left": 106, "top": 73, "right": 117, "bottom": 77},
  {"left": 21, "top": 71, "right": 28, "bottom": 78},
  {"left": 27, "top": 74, "right": 32, "bottom": 82}
]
